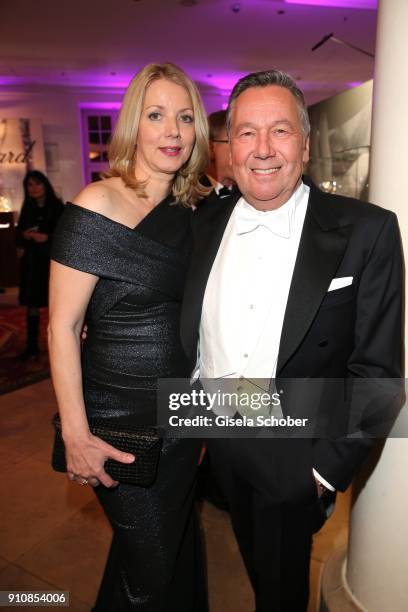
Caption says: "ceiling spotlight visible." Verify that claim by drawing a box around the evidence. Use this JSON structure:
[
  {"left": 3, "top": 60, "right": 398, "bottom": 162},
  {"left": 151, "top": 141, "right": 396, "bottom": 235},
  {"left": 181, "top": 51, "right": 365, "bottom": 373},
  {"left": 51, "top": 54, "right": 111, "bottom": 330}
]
[{"left": 231, "top": 3, "right": 241, "bottom": 13}]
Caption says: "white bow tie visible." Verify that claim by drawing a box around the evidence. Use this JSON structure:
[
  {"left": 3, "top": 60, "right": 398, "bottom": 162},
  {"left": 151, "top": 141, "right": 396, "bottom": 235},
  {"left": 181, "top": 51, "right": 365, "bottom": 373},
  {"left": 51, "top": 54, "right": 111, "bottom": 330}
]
[{"left": 235, "top": 205, "right": 292, "bottom": 238}]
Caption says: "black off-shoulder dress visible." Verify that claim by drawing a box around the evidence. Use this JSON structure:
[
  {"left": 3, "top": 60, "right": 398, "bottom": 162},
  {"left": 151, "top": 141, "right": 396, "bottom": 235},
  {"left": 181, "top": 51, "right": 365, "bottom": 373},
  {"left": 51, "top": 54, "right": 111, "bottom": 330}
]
[{"left": 51, "top": 197, "right": 206, "bottom": 612}]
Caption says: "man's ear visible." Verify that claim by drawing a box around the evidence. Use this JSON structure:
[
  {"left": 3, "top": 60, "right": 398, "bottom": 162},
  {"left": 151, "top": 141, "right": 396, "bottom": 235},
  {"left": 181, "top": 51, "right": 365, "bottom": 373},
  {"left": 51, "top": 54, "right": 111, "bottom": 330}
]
[
  {"left": 209, "top": 140, "right": 215, "bottom": 162},
  {"left": 303, "top": 135, "right": 310, "bottom": 164}
]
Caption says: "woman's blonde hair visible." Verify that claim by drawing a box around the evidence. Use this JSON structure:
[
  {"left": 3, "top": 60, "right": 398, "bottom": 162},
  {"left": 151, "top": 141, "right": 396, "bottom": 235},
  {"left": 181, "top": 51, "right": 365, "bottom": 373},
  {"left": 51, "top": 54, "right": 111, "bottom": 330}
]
[{"left": 106, "top": 63, "right": 210, "bottom": 207}]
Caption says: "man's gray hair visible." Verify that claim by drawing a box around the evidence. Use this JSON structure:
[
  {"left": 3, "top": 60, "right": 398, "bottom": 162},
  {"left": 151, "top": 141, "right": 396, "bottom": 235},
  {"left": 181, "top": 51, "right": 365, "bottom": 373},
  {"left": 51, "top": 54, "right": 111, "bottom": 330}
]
[{"left": 226, "top": 70, "right": 310, "bottom": 137}]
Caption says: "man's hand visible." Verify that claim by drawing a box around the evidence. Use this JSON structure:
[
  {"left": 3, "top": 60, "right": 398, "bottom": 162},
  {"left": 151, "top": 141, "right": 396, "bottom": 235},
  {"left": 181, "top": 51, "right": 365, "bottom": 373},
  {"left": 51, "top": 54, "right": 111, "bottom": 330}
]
[{"left": 315, "top": 478, "right": 327, "bottom": 498}]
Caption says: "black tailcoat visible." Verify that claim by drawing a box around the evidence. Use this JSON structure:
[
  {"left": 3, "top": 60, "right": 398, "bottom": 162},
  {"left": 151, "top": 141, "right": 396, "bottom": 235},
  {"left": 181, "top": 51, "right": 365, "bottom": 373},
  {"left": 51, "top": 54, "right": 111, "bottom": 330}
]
[{"left": 181, "top": 180, "right": 403, "bottom": 496}]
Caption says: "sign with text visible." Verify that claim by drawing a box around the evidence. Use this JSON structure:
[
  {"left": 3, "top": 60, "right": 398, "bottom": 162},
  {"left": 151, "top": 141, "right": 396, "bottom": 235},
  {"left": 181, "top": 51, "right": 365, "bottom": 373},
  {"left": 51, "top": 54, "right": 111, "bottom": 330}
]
[{"left": 0, "top": 118, "right": 46, "bottom": 214}]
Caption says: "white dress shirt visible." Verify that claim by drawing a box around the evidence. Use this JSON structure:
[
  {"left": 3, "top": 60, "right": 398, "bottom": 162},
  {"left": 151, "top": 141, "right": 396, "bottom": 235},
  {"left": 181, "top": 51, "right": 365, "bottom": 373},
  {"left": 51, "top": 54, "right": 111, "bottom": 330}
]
[
  {"left": 200, "top": 182, "right": 308, "bottom": 380},
  {"left": 198, "top": 181, "right": 335, "bottom": 491}
]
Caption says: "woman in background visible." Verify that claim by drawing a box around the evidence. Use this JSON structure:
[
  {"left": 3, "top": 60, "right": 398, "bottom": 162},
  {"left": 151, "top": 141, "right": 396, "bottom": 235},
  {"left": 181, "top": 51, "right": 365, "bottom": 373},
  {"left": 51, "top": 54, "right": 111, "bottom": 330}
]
[
  {"left": 17, "top": 170, "right": 64, "bottom": 359},
  {"left": 48, "top": 63, "right": 209, "bottom": 611}
]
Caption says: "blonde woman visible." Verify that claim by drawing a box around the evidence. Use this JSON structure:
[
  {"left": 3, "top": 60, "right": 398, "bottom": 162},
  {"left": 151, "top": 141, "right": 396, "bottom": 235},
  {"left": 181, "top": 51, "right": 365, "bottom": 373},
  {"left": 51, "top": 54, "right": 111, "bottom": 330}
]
[{"left": 48, "top": 64, "right": 209, "bottom": 611}]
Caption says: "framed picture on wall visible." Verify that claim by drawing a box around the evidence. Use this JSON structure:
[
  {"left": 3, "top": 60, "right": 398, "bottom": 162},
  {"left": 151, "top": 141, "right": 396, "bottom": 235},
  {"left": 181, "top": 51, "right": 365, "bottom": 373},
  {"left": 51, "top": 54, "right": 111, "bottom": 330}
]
[{"left": 45, "top": 142, "right": 60, "bottom": 173}]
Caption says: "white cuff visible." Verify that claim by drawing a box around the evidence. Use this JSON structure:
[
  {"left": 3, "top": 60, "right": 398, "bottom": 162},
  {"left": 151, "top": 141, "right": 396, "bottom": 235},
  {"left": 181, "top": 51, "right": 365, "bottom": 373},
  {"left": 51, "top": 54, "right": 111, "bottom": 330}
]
[
  {"left": 313, "top": 468, "right": 335, "bottom": 492},
  {"left": 190, "top": 343, "right": 200, "bottom": 385}
]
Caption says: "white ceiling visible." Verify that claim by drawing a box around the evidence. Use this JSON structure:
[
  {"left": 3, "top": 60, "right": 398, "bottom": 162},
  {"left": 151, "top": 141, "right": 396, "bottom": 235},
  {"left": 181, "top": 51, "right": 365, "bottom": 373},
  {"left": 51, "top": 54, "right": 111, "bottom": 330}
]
[{"left": 0, "top": 0, "right": 377, "bottom": 105}]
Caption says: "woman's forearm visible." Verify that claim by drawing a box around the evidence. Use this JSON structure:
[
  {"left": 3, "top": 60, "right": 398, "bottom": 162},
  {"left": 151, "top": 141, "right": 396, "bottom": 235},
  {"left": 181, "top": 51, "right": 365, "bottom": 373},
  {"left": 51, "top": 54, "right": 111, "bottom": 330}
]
[
  {"left": 48, "top": 317, "right": 133, "bottom": 488},
  {"left": 48, "top": 323, "right": 90, "bottom": 442}
]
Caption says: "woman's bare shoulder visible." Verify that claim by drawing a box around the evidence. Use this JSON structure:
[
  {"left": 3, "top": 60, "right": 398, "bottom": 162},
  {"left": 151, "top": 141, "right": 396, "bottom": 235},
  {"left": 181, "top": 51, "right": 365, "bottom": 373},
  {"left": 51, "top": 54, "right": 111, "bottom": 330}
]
[{"left": 72, "top": 178, "right": 122, "bottom": 216}]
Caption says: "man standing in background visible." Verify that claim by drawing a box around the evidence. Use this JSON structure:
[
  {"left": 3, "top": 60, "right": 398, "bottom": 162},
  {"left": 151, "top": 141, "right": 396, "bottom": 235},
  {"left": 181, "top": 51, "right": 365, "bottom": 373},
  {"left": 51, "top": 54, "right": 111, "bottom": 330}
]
[{"left": 206, "top": 110, "right": 235, "bottom": 193}]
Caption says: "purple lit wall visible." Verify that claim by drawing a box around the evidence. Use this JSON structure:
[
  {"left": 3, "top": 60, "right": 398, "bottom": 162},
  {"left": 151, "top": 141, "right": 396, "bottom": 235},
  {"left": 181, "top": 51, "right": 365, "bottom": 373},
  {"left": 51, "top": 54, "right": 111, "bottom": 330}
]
[{"left": 285, "top": 0, "right": 377, "bottom": 8}]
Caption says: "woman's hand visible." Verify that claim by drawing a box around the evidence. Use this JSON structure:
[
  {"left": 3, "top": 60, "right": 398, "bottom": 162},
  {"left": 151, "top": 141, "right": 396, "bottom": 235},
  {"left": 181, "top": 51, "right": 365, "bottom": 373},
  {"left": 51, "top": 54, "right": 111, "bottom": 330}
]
[{"left": 64, "top": 431, "right": 135, "bottom": 488}]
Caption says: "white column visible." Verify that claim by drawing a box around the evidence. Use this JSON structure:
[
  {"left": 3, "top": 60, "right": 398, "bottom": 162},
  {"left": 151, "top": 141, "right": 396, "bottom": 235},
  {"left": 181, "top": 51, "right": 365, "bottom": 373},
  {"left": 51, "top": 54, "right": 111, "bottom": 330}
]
[
  {"left": 369, "top": 0, "right": 408, "bottom": 236},
  {"left": 345, "top": 0, "right": 408, "bottom": 610}
]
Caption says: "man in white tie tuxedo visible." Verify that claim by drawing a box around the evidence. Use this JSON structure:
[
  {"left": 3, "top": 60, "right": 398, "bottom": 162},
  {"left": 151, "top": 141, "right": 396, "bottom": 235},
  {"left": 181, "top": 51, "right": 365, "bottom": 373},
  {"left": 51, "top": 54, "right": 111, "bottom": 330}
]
[{"left": 180, "top": 70, "right": 403, "bottom": 611}]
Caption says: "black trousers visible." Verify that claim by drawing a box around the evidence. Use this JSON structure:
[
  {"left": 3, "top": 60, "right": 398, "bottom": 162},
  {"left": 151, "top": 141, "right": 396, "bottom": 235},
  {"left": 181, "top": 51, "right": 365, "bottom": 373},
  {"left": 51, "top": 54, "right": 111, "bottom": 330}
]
[
  {"left": 93, "top": 438, "right": 208, "bottom": 612},
  {"left": 208, "top": 438, "right": 327, "bottom": 612}
]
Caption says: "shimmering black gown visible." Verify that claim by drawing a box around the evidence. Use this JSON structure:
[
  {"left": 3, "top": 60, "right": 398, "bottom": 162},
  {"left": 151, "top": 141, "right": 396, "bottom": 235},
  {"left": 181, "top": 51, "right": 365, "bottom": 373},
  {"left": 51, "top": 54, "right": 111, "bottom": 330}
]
[{"left": 51, "top": 198, "right": 206, "bottom": 612}]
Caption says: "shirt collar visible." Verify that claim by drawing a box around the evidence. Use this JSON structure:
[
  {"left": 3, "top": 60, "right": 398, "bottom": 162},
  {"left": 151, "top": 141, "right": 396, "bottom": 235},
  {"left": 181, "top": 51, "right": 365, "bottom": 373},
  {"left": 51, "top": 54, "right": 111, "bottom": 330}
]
[{"left": 235, "top": 181, "right": 307, "bottom": 238}]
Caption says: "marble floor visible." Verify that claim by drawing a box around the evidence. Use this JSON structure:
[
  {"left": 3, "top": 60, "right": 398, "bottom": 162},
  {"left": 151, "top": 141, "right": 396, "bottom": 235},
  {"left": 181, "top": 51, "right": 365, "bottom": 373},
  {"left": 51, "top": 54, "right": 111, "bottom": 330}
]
[{"left": 0, "top": 379, "right": 350, "bottom": 611}]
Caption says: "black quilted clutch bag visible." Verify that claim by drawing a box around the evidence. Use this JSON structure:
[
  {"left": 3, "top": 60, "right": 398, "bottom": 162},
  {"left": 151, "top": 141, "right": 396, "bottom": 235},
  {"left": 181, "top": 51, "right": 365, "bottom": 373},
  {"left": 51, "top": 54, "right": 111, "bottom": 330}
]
[{"left": 51, "top": 413, "right": 162, "bottom": 487}]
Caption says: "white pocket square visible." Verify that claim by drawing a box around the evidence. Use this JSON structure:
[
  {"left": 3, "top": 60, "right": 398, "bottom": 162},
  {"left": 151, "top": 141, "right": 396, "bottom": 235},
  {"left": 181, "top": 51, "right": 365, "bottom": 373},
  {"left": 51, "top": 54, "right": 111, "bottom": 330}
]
[{"left": 328, "top": 276, "right": 353, "bottom": 292}]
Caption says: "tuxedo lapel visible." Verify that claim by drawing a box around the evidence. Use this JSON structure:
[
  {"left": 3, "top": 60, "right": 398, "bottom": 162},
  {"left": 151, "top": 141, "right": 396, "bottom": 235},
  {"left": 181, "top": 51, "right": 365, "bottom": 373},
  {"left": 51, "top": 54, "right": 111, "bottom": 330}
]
[
  {"left": 277, "top": 185, "right": 352, "bottom": 374},
  {"left": 182, "top": 183, "right": 352, "bottom": 371},
  {"left": 180, "top": 191, "right": 238, "bottom": 361}
]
